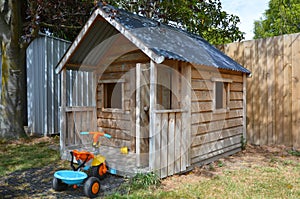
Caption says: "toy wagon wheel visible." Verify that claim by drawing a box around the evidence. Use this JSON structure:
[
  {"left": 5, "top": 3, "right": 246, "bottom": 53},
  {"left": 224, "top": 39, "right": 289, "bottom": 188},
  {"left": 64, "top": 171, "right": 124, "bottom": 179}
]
[
  {"left": 91, "top": 163, "right": 108, "bottom": 180},
  {"left": 52, "top": 177, "right": 68, "bottom": 191},
  {"left": 83, "top": 177, "right": 101, "bottom": 198}
]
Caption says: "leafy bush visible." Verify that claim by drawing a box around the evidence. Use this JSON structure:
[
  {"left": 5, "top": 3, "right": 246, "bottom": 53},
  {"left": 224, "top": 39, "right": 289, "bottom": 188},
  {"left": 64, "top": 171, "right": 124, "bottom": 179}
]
[
  {"left": 129, "top": 172, "right": 161, "bottom": 190},
  {"left": 288, "top": 150, "right": 300, "bottom": 157}
]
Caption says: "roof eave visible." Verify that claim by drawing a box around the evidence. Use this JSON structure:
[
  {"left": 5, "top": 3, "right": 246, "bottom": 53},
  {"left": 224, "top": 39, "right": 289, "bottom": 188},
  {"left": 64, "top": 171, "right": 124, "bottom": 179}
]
[
  {"left": 55, "top": 9, "right": 102, "bottom": 74},
  {"left": 55, "top": 7, "right": 165, "bottom": 74},
  {"left": 96, "top": 7, "right": 165, "bottom": 64}
]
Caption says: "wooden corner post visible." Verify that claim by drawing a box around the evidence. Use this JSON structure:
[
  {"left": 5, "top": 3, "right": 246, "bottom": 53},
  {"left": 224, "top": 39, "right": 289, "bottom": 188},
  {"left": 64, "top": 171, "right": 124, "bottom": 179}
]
[
  {"left": 243, "top": 73, "right": 247, "bottom": 143},
  {"left": 60, "top": 68, "right": 67, "bottom": 157},
  {"left": 149, "top": 60, "right": 158, "bottom": 172},
  {"left": 136, "top": 63, "right": 141, "bottom": 166},
  {"left": 181, "top": 63, "right": 191, "bottom": 169}
]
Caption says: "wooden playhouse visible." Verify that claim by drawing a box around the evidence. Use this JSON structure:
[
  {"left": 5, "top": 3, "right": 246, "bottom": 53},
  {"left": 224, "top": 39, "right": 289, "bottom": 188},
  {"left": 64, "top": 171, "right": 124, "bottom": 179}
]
[{"left": 56, "top": 3, "right": 251, "bottom": 178}]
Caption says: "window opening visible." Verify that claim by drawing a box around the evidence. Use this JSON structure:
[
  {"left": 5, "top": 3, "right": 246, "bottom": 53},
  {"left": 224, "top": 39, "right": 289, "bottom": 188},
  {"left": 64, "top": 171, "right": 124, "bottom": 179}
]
[{"left": 104, "top": 82, "right": 122, "bottom": 109}]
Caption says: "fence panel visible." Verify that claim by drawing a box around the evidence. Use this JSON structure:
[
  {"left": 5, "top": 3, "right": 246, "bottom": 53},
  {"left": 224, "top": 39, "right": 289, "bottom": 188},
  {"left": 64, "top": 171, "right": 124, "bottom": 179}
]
[{"left": 219, "top": 33, "right": 300, "bottom": 149}]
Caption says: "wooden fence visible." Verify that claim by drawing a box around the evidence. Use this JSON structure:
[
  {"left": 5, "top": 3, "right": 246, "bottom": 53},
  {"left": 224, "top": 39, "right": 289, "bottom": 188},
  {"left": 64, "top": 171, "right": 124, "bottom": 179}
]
[{"left": 219, "top": 33, "right": 300, "bottom": 149}]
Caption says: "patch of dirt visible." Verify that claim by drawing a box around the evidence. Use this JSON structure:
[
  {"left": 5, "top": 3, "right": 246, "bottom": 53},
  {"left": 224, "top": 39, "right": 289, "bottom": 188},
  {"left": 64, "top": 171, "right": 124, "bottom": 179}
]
[
  {"left": 3, "top": 136, "right": 58, "bottom": 146},
  {"left": 162, "top": 144, "right": 300, "bottom": 191},
  {"left": 0, "top": 137, "right": 124, "bottom": 199},
  {"left": 0, "top": 164, "right": 124, "bottom": 199}
]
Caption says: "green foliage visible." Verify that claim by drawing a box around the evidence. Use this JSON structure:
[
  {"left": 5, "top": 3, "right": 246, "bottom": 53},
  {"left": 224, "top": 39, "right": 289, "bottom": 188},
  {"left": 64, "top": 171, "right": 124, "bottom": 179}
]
[
  {"left": 109, "top": 172, "right": 161, "bottom": 198},
  {"left": 128, "top": 172, "right": 161, "bottom": 191},
  {"left": 0, "top": 138, "right": 61, "bottom": 177},
  {"left": 25, "top": 0, "right": 95, "bottom": 41},
  {"left": 105, "top": 0, "right": 244, "bottom": 44},
  {"left": 288, "top": 149, "right": 300, "bottom": 156},
  {"left": 24, "top": 0, "right": 245, "bottom": 44},
  {"left": 254, "top": 0, "right": 300, "bottom": 39},
  {"left": 217, "top": 160, "right": 224, "bottom": 167},
  {"left": 241, "top": 135, "right": 247, "bottom": 150}
]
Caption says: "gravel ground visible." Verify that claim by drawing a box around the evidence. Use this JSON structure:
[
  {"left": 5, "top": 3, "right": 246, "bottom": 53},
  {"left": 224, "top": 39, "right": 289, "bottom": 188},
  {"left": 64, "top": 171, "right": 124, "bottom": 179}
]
[{"left": 0, "top": 164, "right": 125, "bottom": 199}]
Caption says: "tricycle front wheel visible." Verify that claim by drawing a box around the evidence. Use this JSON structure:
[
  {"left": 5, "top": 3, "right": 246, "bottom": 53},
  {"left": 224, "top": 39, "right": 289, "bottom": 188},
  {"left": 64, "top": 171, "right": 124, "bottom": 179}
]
[
  {"left": 84, "top": 177, "right": 101, "bottom": 198},
  {"left": 52, "top": 177, "right": 68, "bottom": 191}
]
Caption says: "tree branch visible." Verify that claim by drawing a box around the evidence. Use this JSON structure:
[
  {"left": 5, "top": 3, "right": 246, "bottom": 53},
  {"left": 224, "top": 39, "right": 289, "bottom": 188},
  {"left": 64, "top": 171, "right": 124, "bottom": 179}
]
[
  {"left": 9, "top": 0, "right": 22, "bottom": 47},
  {"left": 40, "top": 22, "right": 82, "bottom": 29}
]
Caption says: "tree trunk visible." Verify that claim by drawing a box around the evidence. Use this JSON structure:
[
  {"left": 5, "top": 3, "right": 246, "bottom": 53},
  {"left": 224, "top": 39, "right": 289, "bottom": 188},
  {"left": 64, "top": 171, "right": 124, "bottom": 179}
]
[
  {"left": 0, "top": 41, "right": 26, "bottom": 138},
  {"left": 0, "top": 0, "right": 27, "bottom": 138}
]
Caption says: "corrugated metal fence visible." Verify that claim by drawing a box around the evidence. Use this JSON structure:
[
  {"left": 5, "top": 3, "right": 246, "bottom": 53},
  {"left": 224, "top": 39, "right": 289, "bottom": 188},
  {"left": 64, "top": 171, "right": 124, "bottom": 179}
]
[
  {"left": 27, "top": 35, "right": 95, "bottom": 136},
  {"left": 219, "top": 33, "right": 300, "bottom": 149}
]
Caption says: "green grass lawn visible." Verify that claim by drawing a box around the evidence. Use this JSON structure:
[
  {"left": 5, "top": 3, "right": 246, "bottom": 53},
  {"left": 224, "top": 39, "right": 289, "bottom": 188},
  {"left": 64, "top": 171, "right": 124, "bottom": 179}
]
[
  {"left": 109, "top": 161, "right": 300, "bottom": 199},
  {"left": 0, "top": 137, "right": 61, "bottom": 177}
]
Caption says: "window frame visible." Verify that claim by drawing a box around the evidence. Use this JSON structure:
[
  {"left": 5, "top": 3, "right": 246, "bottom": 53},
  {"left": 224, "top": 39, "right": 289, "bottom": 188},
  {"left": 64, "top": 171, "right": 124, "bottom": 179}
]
[
  {"left": 211, "top": 77, "right": 233, "bottom": 113},
  {"left": 99, "top": 79, "right": 125, "bottom": 112}
]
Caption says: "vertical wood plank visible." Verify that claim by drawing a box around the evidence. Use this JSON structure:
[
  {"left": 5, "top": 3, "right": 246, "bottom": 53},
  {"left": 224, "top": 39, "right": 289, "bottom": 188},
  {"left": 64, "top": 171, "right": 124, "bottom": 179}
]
[
  {"left": 242, "top": 73, "right": 247, "bottom": 141},
  {"left": 252, "top": 40, "right": 260, "bottom": 145},
  {"left": 283, "top": 35, "right": 292, "bottom": 145},
  {"left": 92, "top": 73, "right": 98, "bottom": 131},
  {"left": 75, "top": 111, "right": 81, "bottom": 145},
  {"left": 174, "top": 112, "right": 182, "bottom": 173},
  {"left": 161, "top": 113, "right": 168, "bottom": 178},
  {"left": 154, "top": 113, "right": 161, "bottom": 177},
  {"left": 60, "top": 68, "right": 67, "bottom": 155},
  {"left": 167, "top": 113, "right": 175, "bottom": 176},
  {"left": 172, "top": 62, "right": 180, "bottom": 109},
  {"left": 149, "top": 60, "right": 158, "bottom": 173},
  {"left": 266, "top": 37, "right": 275, "bottom": 144},
  {"left": 140, "top": 64, "right": 150, "bottom": 165},
  {"left": 68, "top": 112, "right": 74, "bottom": 146},
  {"left": 274, "top": 36, "right": 283, "bottom": 144},
  {"left": 181, "top": 62, "right": 191, "bottom": 170},
  {"left": 82, "top": 111, "right": 87, "bottom": 132},
  {"left": 136, "top": 63, "right": 141, "bottom": 165},
  {"left": 291, "top": 34, "right": 300, "bottom": 149},
  {"left": 260, "top": 38, "right": 268, "bottom": 144},
  {"left": 130, "top": 68, "right": 136, "bottom": 153},
  {"left": 244, "top": 41, "right": 253, "bottom": 143},
  {"left": 235, "top": 41, "right": 244, "bottom": 65}
]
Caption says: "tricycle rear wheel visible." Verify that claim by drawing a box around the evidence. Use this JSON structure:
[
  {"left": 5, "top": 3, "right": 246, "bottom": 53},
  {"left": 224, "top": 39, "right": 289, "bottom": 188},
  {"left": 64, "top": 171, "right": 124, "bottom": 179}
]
[
  {"left": 83, "top": 177, "right": 101, "bottom": 198},
  {"left": 52, "top": 177, "right": 68, "bottom": 191},
  {"left": 91, "top": 163, "right": 107, "bottom": 180}
]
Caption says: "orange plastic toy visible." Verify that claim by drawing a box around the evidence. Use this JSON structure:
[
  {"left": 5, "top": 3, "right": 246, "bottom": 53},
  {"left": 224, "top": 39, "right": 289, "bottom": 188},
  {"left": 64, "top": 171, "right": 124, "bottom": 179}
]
[{"left": 72, "top": 150, "right": 95, "bottom": 163}]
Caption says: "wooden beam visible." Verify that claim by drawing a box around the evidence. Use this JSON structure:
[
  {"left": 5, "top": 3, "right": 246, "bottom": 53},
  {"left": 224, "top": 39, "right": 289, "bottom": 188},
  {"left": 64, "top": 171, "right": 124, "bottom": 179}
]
[
  {"left": 292, "top": 34, "right": 300, "bottom": 149},
  {"left": 130, "top": 68, "right": 136, "bottom": 153},
  {"left": 149, "top": 60, "right": 157, "bottom": 172},
  {"left": 136, "top": 63, "right": 141, "bottom": 166},
  {"left": 243, "top": 73, "right": 247, "bottom": 142},
  {"left": 181, "top": 62, "right": 192, "bottom": 169},
  {"left": 65, "top": 106, "right": 95, "bottom": 112},
  {"left": 60, "top": 68, "right": 67, "bottom": 156}
]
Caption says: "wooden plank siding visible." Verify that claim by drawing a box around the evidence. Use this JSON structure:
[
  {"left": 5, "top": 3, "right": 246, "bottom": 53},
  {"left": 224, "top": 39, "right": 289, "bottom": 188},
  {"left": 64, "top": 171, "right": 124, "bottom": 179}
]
[
  {"left": 96, "top": 50, "right": 149, "bottom": 150},
  {"left": 218, "top": 33, "right": 300, "bottom": 149},
  {"left": 61, "top": 70, "right": 97, "bottom": 155},
  {"left": 190, "top": 65, "right": 244, "bottom": 165}
]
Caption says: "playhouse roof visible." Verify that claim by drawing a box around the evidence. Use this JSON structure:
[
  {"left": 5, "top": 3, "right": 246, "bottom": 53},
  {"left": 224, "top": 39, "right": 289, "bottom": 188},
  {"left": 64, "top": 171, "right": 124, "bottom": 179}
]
[{"left": 56, "top": 3, "right": 250, "bottom": 74}]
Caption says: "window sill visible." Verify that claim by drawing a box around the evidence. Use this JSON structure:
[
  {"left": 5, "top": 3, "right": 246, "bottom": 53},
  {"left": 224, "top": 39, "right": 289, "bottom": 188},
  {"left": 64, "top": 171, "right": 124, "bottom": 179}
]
[
  {"left": 213, "top": 108, "right": 229, "bottom": 114},
  {"left": 102, "top": 108, "right": 125, "bottom": 113}
]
